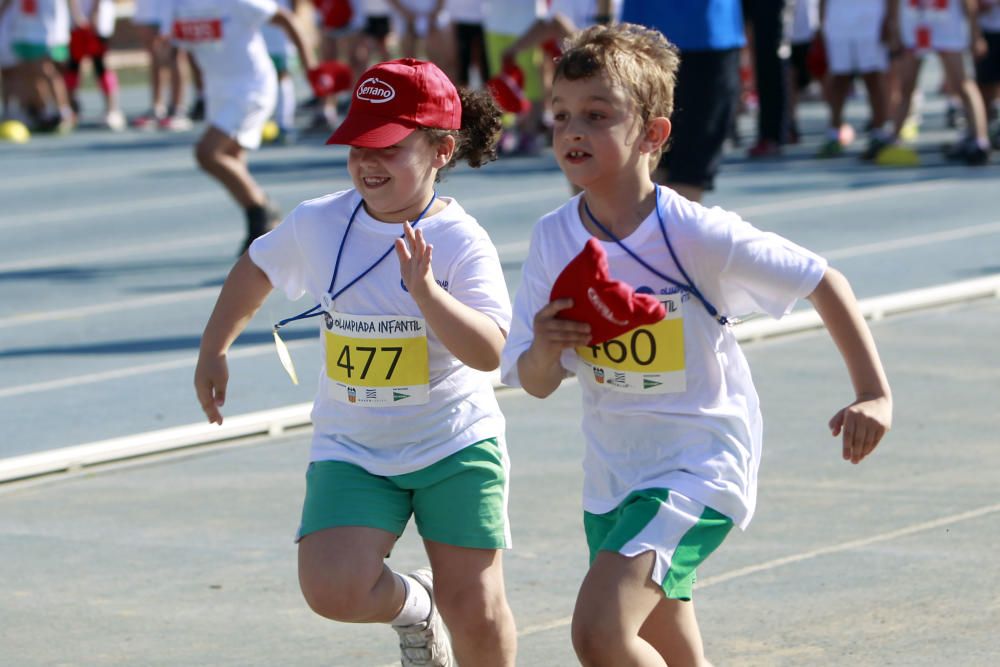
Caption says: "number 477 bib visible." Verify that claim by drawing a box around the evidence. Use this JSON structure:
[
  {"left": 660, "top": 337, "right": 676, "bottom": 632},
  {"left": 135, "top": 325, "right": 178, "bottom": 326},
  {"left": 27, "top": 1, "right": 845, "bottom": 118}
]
[
  {"left": 576, "top": 295, "right": 685, "bottom": 394},
  {"left": 324, "top": 311, "right": 430, "bottom": 407}
]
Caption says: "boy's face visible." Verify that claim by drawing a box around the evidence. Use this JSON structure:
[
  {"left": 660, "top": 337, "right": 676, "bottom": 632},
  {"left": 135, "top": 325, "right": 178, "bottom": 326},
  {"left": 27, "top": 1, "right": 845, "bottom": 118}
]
[
  {"left": 550, "top": 73, "right": 651, "bottom": 191},
  {"left": 347, "top": 131, "right": 453, "bottom": 223}
]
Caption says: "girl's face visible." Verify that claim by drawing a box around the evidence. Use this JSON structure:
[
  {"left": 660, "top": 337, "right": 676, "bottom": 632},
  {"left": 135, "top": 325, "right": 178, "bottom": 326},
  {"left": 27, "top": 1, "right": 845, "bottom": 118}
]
[
  {"left": 550, "top": 74, "right": 658, "bottom": 192},
  {"left": 348, "top": 131, "right": 453, "bottom": 222}
]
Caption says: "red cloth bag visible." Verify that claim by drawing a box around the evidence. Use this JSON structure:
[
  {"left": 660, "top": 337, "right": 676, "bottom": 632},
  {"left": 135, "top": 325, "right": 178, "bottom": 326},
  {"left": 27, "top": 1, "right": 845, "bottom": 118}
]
[
  {"left": 550, "top": 238, "right": 665, "bottom": 346},
  {"left": 307, "top": 60, "right": 354, "bottom": 98}
]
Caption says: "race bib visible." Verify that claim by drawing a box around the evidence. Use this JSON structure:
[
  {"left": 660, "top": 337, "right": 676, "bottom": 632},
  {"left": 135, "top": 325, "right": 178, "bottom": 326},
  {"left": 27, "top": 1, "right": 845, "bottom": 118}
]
[
  {"left": 576, "top": 295, "right": 686, "bottom": 394},
  {"left": 324, "top": 311, "right": 430, "bottom": 407},
  {"left": 173, "top": 18, "right": 223, "bottom": 43}
]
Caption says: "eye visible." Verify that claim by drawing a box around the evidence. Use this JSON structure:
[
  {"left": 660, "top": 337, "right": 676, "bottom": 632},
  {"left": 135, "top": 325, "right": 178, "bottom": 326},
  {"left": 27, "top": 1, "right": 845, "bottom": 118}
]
[
  {"left": 552, "top": 111, "right": 568, "bottom": 122},
  {"left": 588, "top": 111, "right": 606, "bottom": 121}
]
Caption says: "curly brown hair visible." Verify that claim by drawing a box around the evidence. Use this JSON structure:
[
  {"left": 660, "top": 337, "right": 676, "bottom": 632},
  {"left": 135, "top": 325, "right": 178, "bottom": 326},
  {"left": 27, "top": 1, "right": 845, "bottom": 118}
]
[
  {"left": 423, "top": 88, "right": 503, "bottom": 182},
  {"left": 555, "top": 23, "right": 680, "bottom": 124}
]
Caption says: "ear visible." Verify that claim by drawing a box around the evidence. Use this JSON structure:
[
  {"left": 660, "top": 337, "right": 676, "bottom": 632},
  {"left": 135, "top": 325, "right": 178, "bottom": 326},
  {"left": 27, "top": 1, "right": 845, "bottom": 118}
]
[
  {"left": 433, "top": 134, "right": 457, "bottom": 168},
  {"left": 639, "top": 117, "right": 671, "bottom": 155}
]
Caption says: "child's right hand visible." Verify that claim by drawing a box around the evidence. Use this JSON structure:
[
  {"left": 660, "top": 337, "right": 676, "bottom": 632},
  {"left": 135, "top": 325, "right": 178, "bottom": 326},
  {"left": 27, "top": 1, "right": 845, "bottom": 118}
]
[
  {"left": 194, "top": 353, "right": 229, "bottom": 425},
  {"left": 529, "top": 298, "right": 591, "bottom": 360}
]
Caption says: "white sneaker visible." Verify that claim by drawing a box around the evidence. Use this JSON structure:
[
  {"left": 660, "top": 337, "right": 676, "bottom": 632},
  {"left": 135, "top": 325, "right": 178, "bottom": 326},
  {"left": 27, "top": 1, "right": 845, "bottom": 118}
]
[
  {"left": 393, "top": 568, "right": 454, "bottom": 667},
  {"left": 159, "top": 115, "right": 193, "bottom": 132},
  {"left": 104, "top": 110, "right": 126, "bottom": 131}
]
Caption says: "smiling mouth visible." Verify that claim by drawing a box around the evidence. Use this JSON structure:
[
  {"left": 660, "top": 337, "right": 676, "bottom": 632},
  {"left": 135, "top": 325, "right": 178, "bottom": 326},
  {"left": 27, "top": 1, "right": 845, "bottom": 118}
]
[
  {"left": 363, "top": 176, "right": 390, "bottom": 187},
  {"left": 565, "top": 150, "right": 590, "bottom": 160}
]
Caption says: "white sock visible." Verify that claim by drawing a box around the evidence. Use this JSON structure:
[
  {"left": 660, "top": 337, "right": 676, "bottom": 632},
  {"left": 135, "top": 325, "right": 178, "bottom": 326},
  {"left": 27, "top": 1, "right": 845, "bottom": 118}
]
[
  {"left": 390, "top": 573, "right": 431, "bottom": 627},
  {"left": 278, "top": 76, "right": 295, "bottom": 131}
]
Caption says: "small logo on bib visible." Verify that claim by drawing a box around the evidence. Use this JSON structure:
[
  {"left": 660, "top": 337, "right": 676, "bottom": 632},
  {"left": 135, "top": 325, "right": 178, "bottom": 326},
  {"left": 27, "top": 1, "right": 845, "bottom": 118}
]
[{"left": 356, "top": 77, "right": 395, "bottom": 103}]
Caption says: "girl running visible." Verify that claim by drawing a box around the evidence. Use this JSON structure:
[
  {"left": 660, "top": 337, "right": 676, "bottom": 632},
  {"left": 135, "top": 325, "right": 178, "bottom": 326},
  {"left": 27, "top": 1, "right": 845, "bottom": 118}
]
[{"left": 194, "top": 58, "right": 516, "bottom": 667}]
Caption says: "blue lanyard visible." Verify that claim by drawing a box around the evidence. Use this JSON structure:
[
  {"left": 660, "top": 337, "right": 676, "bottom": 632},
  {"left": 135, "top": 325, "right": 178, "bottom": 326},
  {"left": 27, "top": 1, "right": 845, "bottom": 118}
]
[
  {"left": 581, "top": 187, "right": 729, "bottom": 326},
  {"left": 274, "top": 193, "right": 438, "bottom": 331}
]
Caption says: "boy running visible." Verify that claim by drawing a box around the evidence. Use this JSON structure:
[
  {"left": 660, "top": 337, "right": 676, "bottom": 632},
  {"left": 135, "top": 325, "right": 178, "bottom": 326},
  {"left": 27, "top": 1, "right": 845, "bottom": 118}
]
[{"left": 501, "top": 23, "right": 892, "bottom": 665}]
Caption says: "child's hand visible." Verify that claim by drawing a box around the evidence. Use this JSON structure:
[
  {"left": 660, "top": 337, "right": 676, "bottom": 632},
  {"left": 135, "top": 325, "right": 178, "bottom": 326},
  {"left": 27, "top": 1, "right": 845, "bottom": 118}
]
[
  {"left": 829, "top": 395, "right": 892, "bottom": 464},
  {"left": 194, "top": 353, "right": 229, "bottom": 425},
  {"left": 395, "top": 222, "right": 436, "bottom": 303},
  {"left": 530, "top": 298, "right": 591, "bottom": 360}
]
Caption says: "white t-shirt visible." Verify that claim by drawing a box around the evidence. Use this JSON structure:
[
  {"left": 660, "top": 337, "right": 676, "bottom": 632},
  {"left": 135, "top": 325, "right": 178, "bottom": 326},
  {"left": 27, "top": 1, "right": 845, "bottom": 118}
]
[
  {"left": 76, "top": 0, "right": 115, "bottom": 37},
  {"left": 250, "top": 189, "right": 512, "bottom": 476},
  {"left": 500, "top": 188, "right": 827, "bottom": 529},
  {"left": 262, "top": 0, "right": 292, "bottom": 57},
  {"left": 447, "top": 0, "right": 484, "bottom": 24},
  {"left": 10, "top": 0, "right": 69, "bottom": 46},
  {"left": 482, "top": 0, "right": 544, "bottom": 36},
  {"left": 982, "top": 2, "right": 1000, "bottom": 32},
  {"left": 790, "top": 0, "right": 819, "bottom": 44},
  {"left": 160, "top": 0, "right": 277, "bottom": 102},
  {"left": 133, "top": 0, "right": 159, "bottom": 25},
  {"left": 823, "top": 0, "right": 885, "bottom": 43},
  {"left": 899, "top": 0, "right": 969, "bottom": 51},
  {"left": 547, "top": 0, "right": 622, "bottom": 28}
]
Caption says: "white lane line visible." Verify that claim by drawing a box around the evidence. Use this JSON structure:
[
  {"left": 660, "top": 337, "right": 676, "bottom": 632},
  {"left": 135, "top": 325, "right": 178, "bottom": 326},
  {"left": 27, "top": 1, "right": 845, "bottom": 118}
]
[
  {"left": 0, "top": 233, "right": 236, "bottom": 273},
  {"left": 0, "top": 337, "right": 312, "bottom": 399},
  {"left": 515, "top": 501, "right": 1000, "bottom": 639},
  {"left": 733, "top": 177, "right": 959, "bottom": 219},
  {"left": 0, "top": 178, "right": 565, "bottom": 232},
  {"left": 824, "top": 220, "right": 1000, "bottom": 260},
  {"left": 3, "top": 215, "right": 996, "bottom": 330},
  {"left": 0, "top": 287, "right": 220, "bottom": 330}
]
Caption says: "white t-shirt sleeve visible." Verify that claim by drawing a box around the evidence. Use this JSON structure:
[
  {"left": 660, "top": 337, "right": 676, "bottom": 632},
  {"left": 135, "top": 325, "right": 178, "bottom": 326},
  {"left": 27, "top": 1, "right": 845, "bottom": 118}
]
[
  {"left": 448, "top": 232, "right": 513, "bottom": 334},
  {"left": 248, "top": 206, "right": 310, "bottom": 301},
  {"left": 712, "top": 210, "right": 828, "bottom": 319},
  {"left": 500, "top": 222, "right": 556, "bottom": 387},
  {"left": 235, "top": 0, "right": 280, "bottom": 24}
]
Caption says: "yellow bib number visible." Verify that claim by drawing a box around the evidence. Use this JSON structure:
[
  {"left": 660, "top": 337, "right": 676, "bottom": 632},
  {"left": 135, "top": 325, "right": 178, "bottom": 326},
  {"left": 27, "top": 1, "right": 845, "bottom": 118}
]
[
  {"left": 576, "top": 296, "right": 686, "bottom": 394},
  {"left": 324, "top": 311, "right": 430, "bottom": 406}
]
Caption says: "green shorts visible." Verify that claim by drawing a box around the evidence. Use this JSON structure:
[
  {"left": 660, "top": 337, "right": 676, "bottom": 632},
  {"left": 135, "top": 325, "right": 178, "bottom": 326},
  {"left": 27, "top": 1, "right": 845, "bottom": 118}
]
[
  {"left": 269, "top": 54, "right": 296, "bottom": 75},
  {"left": 13, "top": 42, "right": 69, "bottom": 63},
  {"left": 584, "top": 488, "right": 733, "bottom": 601},
  {"left": 298, "top": 438, "right": 510, "bottom": 550}
]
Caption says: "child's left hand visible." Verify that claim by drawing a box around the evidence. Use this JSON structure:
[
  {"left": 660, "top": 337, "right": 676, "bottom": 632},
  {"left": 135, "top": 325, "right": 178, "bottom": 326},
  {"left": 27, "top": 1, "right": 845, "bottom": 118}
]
[
  {"left": 829, "top": 395, "right": 892, "bottom": 464},
  {"left": 396, "top": 222, "right": 436, "bottom": 302}
]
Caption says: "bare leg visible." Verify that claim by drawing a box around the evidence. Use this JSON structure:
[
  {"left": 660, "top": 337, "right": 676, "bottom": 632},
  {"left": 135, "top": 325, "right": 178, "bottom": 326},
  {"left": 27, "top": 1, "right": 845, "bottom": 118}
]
[
  {"left": 424, "top": 540, "right": 517, "bottom": 667},
  {"left": 861, "top": 70, "right": 889, "bottom": 130},
  {"left": 194, "top": 126, "right": 266, "bottom": 207},
  {"left": 639, "top": 597, "right": 713, "bottom": 667},
  {"left": 888, "top": 51, "right": 922, "bottom": 141},
  {"left": 298, "top": 526, "right": 405, "bottom": 622},
  {"left": 939, "top": 50, "right": 988, "bottom": 143},
  {"left": 572, "top": 551, "right": 669, "bottom": 666}
]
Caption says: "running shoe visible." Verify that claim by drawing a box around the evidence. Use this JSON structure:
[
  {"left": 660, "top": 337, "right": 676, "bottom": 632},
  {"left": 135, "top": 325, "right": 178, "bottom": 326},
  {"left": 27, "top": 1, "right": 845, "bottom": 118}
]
[
  {"left": 104, "top": 110, "right": 126, "bottom": 132},
  {"left": 393, "top": 569, "right": 454, "bottom": 667},
  {"left": 816, "top": 138, "right": 844, "bottom": 158},
  {"left": 747, "top": 139, "right": 782, "bottom": 158},
  {"left": 860, "top": 135, "right": 890, "bottom": 161},
  {"left": 159, "top": 115, "right": 193, "bottom": 131},
  {"left": 132, "top": 108, "right": 165, "bottom": 130},
  {"left": 188, "top": 98, "right": 205, "bottom": 122},
  {"left": 874, "top": 143, "right": 920, "bottom": 167}
]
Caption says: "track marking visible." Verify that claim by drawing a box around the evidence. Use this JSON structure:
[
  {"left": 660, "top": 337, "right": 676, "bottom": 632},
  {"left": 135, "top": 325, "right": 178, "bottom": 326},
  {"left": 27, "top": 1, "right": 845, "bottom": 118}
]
[
  {"left": 514, "top": 501, "right": 1000, "bottom": 638},
  {"left": 3, "top": 218, "right": 998, "bottom": 330}
]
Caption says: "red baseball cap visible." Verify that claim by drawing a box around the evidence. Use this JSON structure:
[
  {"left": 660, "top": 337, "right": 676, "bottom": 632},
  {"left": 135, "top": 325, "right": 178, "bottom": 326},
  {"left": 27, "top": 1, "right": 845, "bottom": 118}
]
[
  {"left": 326, "top": 58, "right": 462, "bottom": 148},
  {"left": 550, "top": 238, "right": 666, "bottom": 346}
]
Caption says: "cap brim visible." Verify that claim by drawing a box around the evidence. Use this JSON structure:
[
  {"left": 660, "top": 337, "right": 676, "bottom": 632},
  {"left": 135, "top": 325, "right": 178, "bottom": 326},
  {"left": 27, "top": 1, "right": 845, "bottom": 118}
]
[{"left": 325, "top": 113, "right": 417, "bottom": 148}]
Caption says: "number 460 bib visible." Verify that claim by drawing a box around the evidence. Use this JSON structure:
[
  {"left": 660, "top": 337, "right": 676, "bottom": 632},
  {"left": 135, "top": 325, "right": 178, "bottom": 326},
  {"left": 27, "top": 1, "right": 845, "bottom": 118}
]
[
  {"left": 324, "top": 311, "right": 430, "bottom": 407},
  {"left": 576, "top": 295, "right": 686, "bottom": 394}
]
